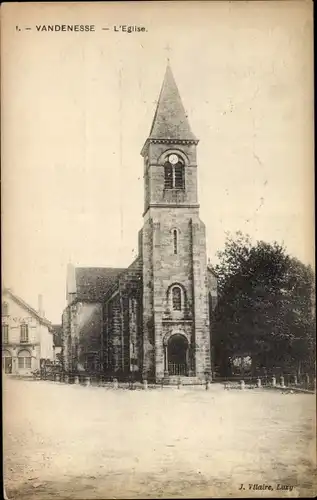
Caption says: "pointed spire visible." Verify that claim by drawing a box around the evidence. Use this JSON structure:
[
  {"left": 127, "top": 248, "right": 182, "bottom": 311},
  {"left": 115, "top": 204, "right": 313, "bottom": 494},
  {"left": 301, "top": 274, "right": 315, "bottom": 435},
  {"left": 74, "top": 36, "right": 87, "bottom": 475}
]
[{"left": 148, "top": 64, "right": 197, "bottom": 142}]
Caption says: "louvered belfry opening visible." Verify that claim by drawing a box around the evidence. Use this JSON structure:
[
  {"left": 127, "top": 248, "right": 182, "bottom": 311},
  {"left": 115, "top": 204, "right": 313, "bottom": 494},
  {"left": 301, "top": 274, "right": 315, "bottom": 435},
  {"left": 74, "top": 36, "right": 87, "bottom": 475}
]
[
  {"left": 174, "top": 161, "right": 184, "bottom": 189},
  {"left": 164, "top": 159, "right": 185, "bottom": 190},
  {"left": 164, "top": 162, "right": 173, "bottom": 189}
]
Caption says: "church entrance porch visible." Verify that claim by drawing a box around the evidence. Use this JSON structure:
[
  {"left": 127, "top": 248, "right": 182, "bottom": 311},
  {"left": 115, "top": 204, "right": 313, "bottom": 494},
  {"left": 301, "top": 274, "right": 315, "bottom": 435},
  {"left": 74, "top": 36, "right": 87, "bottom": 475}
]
[{"left": 165, "top": 334, "right": 189, "bottom": 376}]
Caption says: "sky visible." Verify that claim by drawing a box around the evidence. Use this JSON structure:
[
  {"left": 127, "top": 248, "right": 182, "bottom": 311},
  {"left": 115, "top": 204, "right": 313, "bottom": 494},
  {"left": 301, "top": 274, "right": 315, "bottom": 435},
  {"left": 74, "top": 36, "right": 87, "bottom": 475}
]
[{"left": 2, "top": 1, "right": 314, "bottom": 323}]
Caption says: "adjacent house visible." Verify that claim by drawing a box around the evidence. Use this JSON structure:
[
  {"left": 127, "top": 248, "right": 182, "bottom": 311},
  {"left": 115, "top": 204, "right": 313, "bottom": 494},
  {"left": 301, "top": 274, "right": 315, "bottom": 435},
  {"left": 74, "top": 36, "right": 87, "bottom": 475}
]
[{"left": 2, "top": 289, "right": 54, "bottom": 375}]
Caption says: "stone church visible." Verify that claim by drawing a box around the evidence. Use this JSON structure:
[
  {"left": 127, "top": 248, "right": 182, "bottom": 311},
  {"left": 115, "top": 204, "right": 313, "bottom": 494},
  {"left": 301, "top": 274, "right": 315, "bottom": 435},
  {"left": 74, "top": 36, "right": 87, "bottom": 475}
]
[{"left": 62, "top": 64, "right": 217, "bottom": 382}]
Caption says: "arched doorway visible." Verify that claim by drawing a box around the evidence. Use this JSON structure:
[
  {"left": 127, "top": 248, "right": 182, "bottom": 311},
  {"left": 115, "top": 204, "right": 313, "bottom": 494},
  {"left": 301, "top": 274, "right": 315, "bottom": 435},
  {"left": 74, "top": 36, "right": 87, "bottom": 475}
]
[
  {"left": 18, "top": 349, "right": 32, "bottom": 373},
  {"left": 2, "top": 350, "right": 12, "bottom": 374},
  {"left": 167, "top": 334, "right": 188, "bottom": 376}
]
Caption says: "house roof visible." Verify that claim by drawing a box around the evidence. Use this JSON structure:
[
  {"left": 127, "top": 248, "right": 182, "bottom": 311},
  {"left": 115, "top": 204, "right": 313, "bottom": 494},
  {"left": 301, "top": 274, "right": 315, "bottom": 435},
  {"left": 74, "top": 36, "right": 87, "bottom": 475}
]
[
  {"left": 74, "top": 267, "right": 126, "bottom": 301},
  {"left": 2, "top": 288, "right": 52, "bottom": 328},
  {"left": 147, "top": 63, "right": 197, "bottom": 143}
]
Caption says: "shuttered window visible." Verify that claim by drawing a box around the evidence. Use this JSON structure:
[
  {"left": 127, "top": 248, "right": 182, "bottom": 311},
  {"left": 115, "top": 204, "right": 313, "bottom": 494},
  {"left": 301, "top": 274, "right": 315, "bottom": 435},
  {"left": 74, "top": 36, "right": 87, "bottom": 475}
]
[
  {"left": 20, "top": 323, "right": 29, "bottom": 343},
  {"left": 2, "top": 324, "right": 9, "bottom": 344},
  {"left": 2, "top": 302, "right": 9, "bottom": 316}
]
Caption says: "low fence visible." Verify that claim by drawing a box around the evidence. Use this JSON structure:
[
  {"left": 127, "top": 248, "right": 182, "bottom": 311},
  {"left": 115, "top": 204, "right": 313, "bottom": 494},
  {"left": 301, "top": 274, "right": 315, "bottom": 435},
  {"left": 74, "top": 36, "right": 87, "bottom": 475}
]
[
  {"left": 35, "top": 371, "right": 316, "bottom": 393},
  {"left": 217, "top": 373, "right": 316, "bottom": 392},
  {"left": 38, "top": 372, "right": 208, "bottom": 390}
]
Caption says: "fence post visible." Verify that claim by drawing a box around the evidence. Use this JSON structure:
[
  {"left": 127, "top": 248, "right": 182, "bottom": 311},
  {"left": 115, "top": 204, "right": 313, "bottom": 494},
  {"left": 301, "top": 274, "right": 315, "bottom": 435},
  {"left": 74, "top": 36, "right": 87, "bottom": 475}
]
[
  {"left": 257, "top": 378, "right": 261, "bottom": 388},
  {"left": 177, "top": 377, "right": 182, "bottom": 389},
  {"left": 55, "top": 373, "right": 60, "bottom": 382},
  {"left": 113, "top": 378, "right": 118, "bottom": 390},
  {"left": 85, "top": 376, "right": 90, "bottom": 387},
  {"left": 64, "top": 374, "right": 69, "bottom": 384},
  {"left": 240, "top": 380, "right": 245, "bottom": 390},
  {"left": 293, "top": 374, "right": 298, "bottom": 385},
  {"left": 74, "top": 375, "right": 79, "bottom": 385},
  {"left": 161, "top": 379, "right": 164, "bottom": 389},
  {"left": 280, "top": 376, "right": 285, "bottom": 388},
  {"left": 272, "top": 375, "right": 276, "bottom": 387},
  {"left": 143, "top": 379, "right": 148, "bottom": 390}
]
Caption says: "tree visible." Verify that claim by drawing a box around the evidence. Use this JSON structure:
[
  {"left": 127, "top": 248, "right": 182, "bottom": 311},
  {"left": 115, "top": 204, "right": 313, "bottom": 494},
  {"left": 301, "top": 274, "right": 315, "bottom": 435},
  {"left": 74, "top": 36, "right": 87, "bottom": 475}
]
[{"left": 212, "top": 232, "right": 315, "bottom": 376}]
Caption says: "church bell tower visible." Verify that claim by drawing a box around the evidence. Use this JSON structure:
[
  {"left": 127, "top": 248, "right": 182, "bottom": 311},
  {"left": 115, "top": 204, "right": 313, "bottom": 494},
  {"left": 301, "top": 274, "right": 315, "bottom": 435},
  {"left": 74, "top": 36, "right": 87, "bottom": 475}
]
[{"left": 141, "top": 63, "right": 211, "bottom": 382}]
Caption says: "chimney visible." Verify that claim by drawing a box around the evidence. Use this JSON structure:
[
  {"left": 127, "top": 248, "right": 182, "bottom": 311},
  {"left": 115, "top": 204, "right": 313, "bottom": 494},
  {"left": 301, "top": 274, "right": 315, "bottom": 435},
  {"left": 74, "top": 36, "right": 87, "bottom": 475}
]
[
  {"left": 66, "top": 262, "right": 76, "bottom": 302},
  {"left": 38, "top": 294, "right": 44, "bottom": 317}
]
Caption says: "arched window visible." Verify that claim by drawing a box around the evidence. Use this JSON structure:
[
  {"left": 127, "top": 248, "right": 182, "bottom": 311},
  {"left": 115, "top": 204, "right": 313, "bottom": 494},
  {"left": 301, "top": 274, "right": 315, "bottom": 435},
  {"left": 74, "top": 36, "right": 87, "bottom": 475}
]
[
  {"left": 172, "top": 286, "right": 182, "bottom": 311},
  {"left": 18, "top": 349, "right": 31, "bottom": 369},
  {"left": 173, "top": 229, "right": 178, "bottom": 255},
  {"left": 164, "top": 154, "right": 185, "bottom": 190},
  {"left": 2, "top": 302, "right": 9, "bottom": 316}
]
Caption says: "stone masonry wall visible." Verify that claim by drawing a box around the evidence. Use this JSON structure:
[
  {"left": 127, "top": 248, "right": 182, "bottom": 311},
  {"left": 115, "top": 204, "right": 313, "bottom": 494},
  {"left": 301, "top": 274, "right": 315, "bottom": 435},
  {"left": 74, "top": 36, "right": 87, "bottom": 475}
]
[
  {"left": 142, "top": 138, "right": 211, "bottom": 381},
  {"left": 143, "top": 206, "right": 211, "bottom": 381},
  {"left": 142, "top": 215, "right": 155, "bottom": 380},
  {"left": 151, "top": 208, "right": 197, "bottom": 380},
  {"left": 190, "top": 218, "right": 211, "bottom": 377},
  {"left": 108, "top": 293, "right": 122, "bottom": 374}
]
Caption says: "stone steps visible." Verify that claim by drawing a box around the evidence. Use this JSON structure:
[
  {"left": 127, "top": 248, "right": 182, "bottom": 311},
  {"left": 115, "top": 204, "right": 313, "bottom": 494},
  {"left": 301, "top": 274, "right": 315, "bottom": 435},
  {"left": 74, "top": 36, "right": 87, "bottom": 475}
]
[{"left": 163, "top": 376, "right": 203, "bottom": 385}]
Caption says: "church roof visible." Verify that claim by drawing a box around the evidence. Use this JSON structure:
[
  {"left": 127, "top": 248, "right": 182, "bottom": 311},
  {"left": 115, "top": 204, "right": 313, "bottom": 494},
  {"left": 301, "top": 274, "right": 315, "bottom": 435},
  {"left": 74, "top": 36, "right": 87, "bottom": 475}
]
[
  {"left": 74, "top": 267, "right": 126, "bottom": 301},
  {"left": 148, "top": 63, "right": 197, "bottom": 143}
]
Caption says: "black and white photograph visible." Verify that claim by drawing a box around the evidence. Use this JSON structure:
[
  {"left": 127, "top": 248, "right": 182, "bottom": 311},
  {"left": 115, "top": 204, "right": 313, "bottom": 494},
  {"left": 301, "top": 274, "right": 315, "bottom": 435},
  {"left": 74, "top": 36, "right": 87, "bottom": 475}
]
[{"left": 1, "top": 1, "right": 315, "bottom": 498}]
